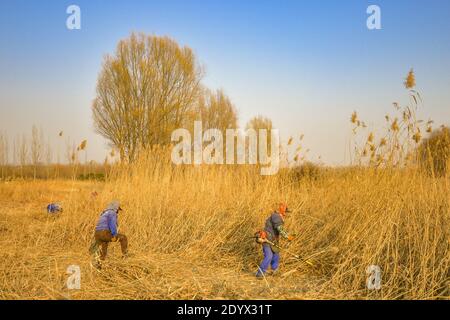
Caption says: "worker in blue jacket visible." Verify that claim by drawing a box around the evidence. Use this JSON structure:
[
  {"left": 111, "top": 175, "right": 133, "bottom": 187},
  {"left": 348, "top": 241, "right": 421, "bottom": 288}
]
[
  {"left": 256, "top": 203, "right": 294, "bottom": 279},
  {"left": 90, "top": 201, "right": 128, "bottom": 265}
]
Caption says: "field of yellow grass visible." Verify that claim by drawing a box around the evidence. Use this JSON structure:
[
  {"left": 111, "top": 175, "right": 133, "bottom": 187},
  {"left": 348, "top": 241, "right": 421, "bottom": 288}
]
[{"left": 0, "top": 150, "right": 448, "bottom": 300}]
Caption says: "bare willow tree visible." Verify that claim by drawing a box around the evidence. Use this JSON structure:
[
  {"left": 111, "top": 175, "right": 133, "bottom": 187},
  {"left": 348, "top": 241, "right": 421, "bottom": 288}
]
[
  {"left": 0, "top": 132, "right": 8, "bottom": 165},
  {"left": 0, "top": 132, "right": 8, "bottom": 179},
  {"left": 246, "top": 115, "right": 274, "bottom": 159},
  {"left": 31, "top": 126, "right": 43, "bottom": 164},
  {"left": 45, "top": 136, "right": 53, "bottom": 165},
  {"left": 12, "top": 136, "right": 17, "bottom": 166},
  {"left": 196, "top": 88, "right": 238, "bottom": 131},
  {"left": 18, "top": 134, "right": 28, "bottom": 178},
  {"left": 246, "top": 115, "right": 273, "bottom": 134},
  {"left": 92, "top": 33, "right": 203, "bottom": 162},
  {"left": 246, "top": 116, "right": 272, "bottom": 130},
  {"left": 30, "top": 126, "right": 44, "bottom": 178},
  {"left": 65, "top": 138, "right": 77, "bottom": 165}
]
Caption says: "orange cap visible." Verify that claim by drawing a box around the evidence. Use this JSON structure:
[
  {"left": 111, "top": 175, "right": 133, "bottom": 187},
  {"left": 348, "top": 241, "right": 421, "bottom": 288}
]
[{"left": 278, "top": 203, "right": 290, "bottom": 216}]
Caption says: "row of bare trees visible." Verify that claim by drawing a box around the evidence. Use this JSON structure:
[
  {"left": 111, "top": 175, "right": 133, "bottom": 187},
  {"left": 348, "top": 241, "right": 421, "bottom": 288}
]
[
  {"left": 0, "top": 127, "right": 97, "bottom": 179},
  {"left": 0, "top": 126, "right": 87, "bottom": 167},
  {"left": 92, "top": 33, "right": 273, "bottom": 163},
  {"left": 0, "top": 126, "right": 49, "bottom": 167}
]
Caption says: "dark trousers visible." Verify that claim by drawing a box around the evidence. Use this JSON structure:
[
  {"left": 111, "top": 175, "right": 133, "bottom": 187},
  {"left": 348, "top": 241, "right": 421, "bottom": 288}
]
[{"left": 94, "top": 230, "right": 128, "bottom": 260}]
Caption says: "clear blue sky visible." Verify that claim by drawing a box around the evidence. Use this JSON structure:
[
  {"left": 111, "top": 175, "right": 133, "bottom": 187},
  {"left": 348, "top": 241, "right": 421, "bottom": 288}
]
[{"left": 1, "top": 0, "right": 449, "bottom": 164}]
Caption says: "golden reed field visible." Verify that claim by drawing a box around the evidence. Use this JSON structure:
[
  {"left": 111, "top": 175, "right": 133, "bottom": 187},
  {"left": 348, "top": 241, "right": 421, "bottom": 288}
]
[
  {"left": 0, "top": 148, "right": 448, "bottom": 300},
  {"left": 1, "top": 2, "right": 450, "bottom": 303}
]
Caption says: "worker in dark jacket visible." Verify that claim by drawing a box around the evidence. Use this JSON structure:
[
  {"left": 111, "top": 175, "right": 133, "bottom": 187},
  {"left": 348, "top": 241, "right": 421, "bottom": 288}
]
[
  {"left": 256, "top": 203, "right": 294, "bottom": 278},
  {"left": 90, "top": 201, "right": 128, "bottom": 267}
]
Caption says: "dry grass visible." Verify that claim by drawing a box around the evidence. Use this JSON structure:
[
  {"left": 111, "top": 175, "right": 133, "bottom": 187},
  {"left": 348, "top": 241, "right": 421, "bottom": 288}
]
[{"left": 0, "top": 149, "right": 448, "bottom": 300}]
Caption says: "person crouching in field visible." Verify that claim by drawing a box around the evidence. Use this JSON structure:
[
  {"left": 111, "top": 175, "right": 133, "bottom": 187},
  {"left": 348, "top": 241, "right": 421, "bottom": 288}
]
[
  {"left": 90, "top": 201, "right": 128, "bottom": 268},
  {"left": 256, "top": 203, "right": 294, "bottom": 279}
]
